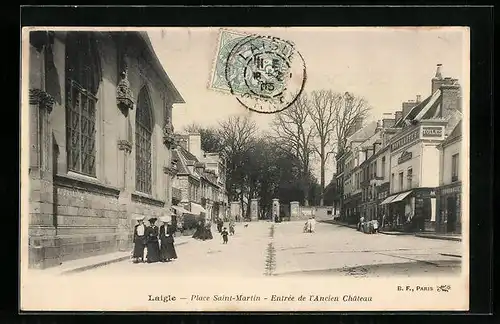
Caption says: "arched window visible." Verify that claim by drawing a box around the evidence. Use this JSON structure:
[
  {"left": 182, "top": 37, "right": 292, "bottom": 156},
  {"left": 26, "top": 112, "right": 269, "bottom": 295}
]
[
  {"left": 135, "top": 87, "right": 153, "bottom": 194},
  {"left": 65, "top": 32, "right": 102, "bottom": 176}
]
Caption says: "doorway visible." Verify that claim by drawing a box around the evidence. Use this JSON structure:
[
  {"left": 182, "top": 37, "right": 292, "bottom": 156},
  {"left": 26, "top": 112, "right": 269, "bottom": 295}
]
[{"left": 446, "top": 196, "right": 457, "bottom": 232}]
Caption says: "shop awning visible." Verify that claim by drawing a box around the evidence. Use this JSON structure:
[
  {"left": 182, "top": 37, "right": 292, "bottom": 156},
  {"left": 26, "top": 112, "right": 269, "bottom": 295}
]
[
  {"left": 171, "top": 205, "right": 190, "bottom": 214},
  {"left": 379, "top": 195, "right": 398, "bottom": 205},
  {"left": 190, "top": 203, "right": 207, "bottom": 215},
  {"left": 390, "top": 191, "right": 413, "bottom": 203}
]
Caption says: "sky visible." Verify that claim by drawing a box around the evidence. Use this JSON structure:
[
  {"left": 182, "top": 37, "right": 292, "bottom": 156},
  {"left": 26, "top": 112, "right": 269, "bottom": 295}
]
[{"left": 148, "top": 27, "right": 469, "bottom": 183}]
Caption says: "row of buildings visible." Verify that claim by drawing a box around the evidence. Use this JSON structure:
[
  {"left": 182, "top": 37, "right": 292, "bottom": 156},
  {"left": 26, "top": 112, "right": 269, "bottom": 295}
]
[
  {"left": 334, "top": 64, "right": 463, "bottom": 234},
  {"left": 27, "top": 30, "right": 227, "bottom": 269},
  {"left": 171, "top": 133, "right": 228, "bottom": 224}
]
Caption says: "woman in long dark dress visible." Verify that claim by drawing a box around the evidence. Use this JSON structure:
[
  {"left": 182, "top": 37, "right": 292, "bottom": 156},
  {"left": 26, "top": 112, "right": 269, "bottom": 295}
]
[
  {"left": 204, "top": 220, "right": 213, "bottom": 240},
  {"left": 159, "top": 217, "right": 178, "bottom": 262},
  {"left": 146, "top": 217, "right": 160, "bottom": 263},
  {"left": 192, "top": 219, "right": 203, "bottom": 240},
  {"left": 132, "top": 216, "right": 147, "bottom": 263}
]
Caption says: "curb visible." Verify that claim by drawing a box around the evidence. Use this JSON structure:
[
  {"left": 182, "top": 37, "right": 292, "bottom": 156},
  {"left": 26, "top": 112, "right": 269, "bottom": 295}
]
[
  {"left": 439, "top": 253, "right": 461, "bottom": 258},
  {"left": 61, "top": 241, "right": 189, "bottom": 275},
  {"left": 321, "top": 221, "right": 462, "bottom": 242},
  {"left": 320, "top": 220, "right": 358, "bottom": 230},
  {"left": 415, "top": 234, "right": 462, "bottom": 242},
  {"left": 379, "top": 231, "right": 413, "bottom": 236}
]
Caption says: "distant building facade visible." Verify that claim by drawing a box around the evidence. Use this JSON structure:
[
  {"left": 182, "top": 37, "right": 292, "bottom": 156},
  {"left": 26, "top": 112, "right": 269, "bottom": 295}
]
[{"left": 172, "top": 133, "right": 228, "bottom": 222}]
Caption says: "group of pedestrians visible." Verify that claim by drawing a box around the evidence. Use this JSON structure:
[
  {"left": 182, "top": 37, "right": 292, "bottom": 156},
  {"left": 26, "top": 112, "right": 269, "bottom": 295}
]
[
  {"left": 132, "top": 215, "right": 178, "bottom": 264},
  {"left": 303, "top": 216, "right": 317, "bottom": 233},
  {"left": 357, "top": 215, "right": 380, "bottom": 234},
  {"left": 192, "top": 218, "right": 213, "bottom": 241},
  {"left": 215, "top": 217, "right": 235, "bottom": 244}
]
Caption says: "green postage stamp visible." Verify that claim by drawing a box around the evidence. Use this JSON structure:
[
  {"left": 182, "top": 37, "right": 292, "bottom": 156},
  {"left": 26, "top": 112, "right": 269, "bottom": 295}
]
[{"left": 209, "top": 29, "right": 307, "bottom": 114}]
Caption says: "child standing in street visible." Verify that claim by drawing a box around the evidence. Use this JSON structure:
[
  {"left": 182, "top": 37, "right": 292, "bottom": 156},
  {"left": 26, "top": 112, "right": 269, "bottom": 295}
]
[{"left": 221, "top": 227, "right": 229, "bottom": 244}]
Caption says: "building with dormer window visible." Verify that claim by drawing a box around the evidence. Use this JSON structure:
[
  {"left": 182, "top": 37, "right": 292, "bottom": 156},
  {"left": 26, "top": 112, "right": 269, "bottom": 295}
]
[
  {"left": 380, "top": 64, "right": 462, "bottom": 232},
  {"left": 172, "top": 133, "right": 228, "bottom": 223}
]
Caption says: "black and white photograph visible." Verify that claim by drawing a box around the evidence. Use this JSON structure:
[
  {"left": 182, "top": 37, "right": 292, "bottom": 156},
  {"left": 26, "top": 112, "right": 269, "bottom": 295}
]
[{"left": 20, "top": 26, "right": 469, "bottom": 312}]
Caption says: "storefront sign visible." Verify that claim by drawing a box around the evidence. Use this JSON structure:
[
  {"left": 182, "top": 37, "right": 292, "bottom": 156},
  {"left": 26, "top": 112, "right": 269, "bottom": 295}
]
[
  {"left": 422, "top": 126, "right": 443, "bottom": 138},
  {"left": 415, "top": 189, "right": 437, "bottom": 199},
  {"left": 440, "top": 185, "right": 461, "bottom": 196},
  {"left": 391, "top": 129, "right": 420, "bottom": 151},
  {"left": 397, "top": 151, "right": 413, "bottom": 164}
]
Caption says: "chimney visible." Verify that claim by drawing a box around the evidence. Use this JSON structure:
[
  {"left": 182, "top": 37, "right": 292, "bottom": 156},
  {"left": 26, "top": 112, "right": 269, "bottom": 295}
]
[
  {"left": 375, "top": 120, "right": 383, "bottom": 132},
  {"left": 416, "top": 94, "right": 421, "bottom": 103},
  {"left": 188, "top": 133, "right": 202, "bottom": 160},
  {"left": 432, "top": 64, "right": 448, "bottom": 93},
  {"left": 435, "top": 63, "right": 443, "bottom": 79},
  {"left": 402, "top": 100, "right": 418, "bottom": 119},
  {"left": 347, "top": 117, "right": 363, "bottom": 136},
  {"left": 394, "top": 111, "right": 403, "bottom": 122},
  {"left": 440, "top": 80, "right": 462, "bottom": 116},
  {"left": 382, "top": 118, "right": 396, "bottom": 128}
]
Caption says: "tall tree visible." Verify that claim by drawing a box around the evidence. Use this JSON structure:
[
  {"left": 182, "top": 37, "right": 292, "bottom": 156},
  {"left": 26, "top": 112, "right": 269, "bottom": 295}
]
[
  {"left": 308, "top": 90, "right": 341, "bottom": 206},
  {"left": 333, "top": 92, "right": 371, "bottom": 155},
  {"left": 271, "top": 93, "right": 315, "bottom": 206},
  {"left": 218, "top": 115, "right": 258, "bottom": 214}
]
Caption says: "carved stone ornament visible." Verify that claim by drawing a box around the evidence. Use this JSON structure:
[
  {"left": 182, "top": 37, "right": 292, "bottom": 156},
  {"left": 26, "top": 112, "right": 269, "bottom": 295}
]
[
  {"left": 163, "top": 165, "right": 178, "bottom": 176},
  {"left": 116, "top": 70, "right": 134, "bottom": 114},
  {"left": 163, "top": 117, "right": 176, "bottom": 149},
  {"left": 29, "top": 88, "right": 55, "bottom": 113},
  {"left": 117, "top": 139, "right": 132, "bottom": 153}
]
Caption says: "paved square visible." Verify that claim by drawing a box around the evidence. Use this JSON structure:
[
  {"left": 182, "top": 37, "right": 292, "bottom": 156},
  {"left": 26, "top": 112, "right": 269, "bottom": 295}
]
[{"left": 63, "top": 221, "right": 461, "bottom": 279}]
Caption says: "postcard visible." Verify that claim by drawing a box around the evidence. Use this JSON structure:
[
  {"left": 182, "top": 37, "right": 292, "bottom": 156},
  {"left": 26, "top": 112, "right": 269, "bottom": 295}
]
[{"left": 20, "top": 26, "right": 469, "bottom": 312}]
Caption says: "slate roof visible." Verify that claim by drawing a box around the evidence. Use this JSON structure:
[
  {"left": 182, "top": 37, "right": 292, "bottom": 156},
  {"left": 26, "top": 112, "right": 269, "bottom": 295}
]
[
  {"left": 360, "top": 131, "right": 382, "bottom": 149},
  {"left": 394, "top": 89, "right": 442, "bottom": 127},
  {"left": 172, "top": 149, "right": 190, "bottom": 175},
  {"left": 347, "top": 121, "right": 379, "bottom": 145},
  {"left": 440, "top": 119, "right": 462, "bottom": 147}
]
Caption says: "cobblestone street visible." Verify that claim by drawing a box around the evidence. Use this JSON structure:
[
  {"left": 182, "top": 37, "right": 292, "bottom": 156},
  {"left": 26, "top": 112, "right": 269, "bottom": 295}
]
[{"left": 63, "top": 221, "right": 461, "bottom": 279}]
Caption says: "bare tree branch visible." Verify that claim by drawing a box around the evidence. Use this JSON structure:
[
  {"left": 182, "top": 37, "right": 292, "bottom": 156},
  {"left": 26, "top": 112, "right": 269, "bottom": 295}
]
[
  {"left": 270, "top": 93, "right": 315, "bottom": 206},
  {"left": 307, "top": 90, "right": 341, "bottom": 206}
]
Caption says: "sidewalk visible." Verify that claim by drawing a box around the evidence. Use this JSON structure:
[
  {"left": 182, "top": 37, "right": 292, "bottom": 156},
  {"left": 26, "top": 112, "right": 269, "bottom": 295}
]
[
  {"left": 414, "top": 232, "right": 462, "bottom": 242},
  {"left": 320, "top": 220, "right": 462, "bottom": 242},
  {"left": 35, "top": 236, "right": 191, "bottom": 276},
  {"left": 320, "top": 219, "right": 358, "bottom": 229}
]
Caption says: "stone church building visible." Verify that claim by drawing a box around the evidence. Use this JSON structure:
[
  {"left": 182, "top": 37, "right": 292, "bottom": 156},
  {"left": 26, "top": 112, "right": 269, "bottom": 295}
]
[{"left": 27, "top": 31, "right": 184, "bottom": 268}]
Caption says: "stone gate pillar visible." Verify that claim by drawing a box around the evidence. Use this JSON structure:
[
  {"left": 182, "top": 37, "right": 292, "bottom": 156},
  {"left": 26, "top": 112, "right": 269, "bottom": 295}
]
[
  {"left": 250, "top": 198, "right": 259, "bottom": 221},
  {"left": 272, "top": 198, "right": 280, "bottom": 220},
  {"left": 231, "top": 201, "right": 240, "bottom": 221},
  {"left": 290, "top": 201, "right": 300, "bottom": 220}
]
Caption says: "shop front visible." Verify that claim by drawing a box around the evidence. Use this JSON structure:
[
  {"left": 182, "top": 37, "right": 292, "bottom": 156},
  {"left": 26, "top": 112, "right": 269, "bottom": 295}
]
[
  {"left": 436, "top": 182, "right": 461, "bottom": 233},
  {"left": 343, "top": 192, "right": 361, "bottom": 225},
  {"left": 376, "top": 182, "right": 390, "bottom": 227},
  {"left": 380, "top": 188, "right": 436, "bottom": 232},
  {"left": 413, "top": 187, "right": 437, "bottom": 231}
]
